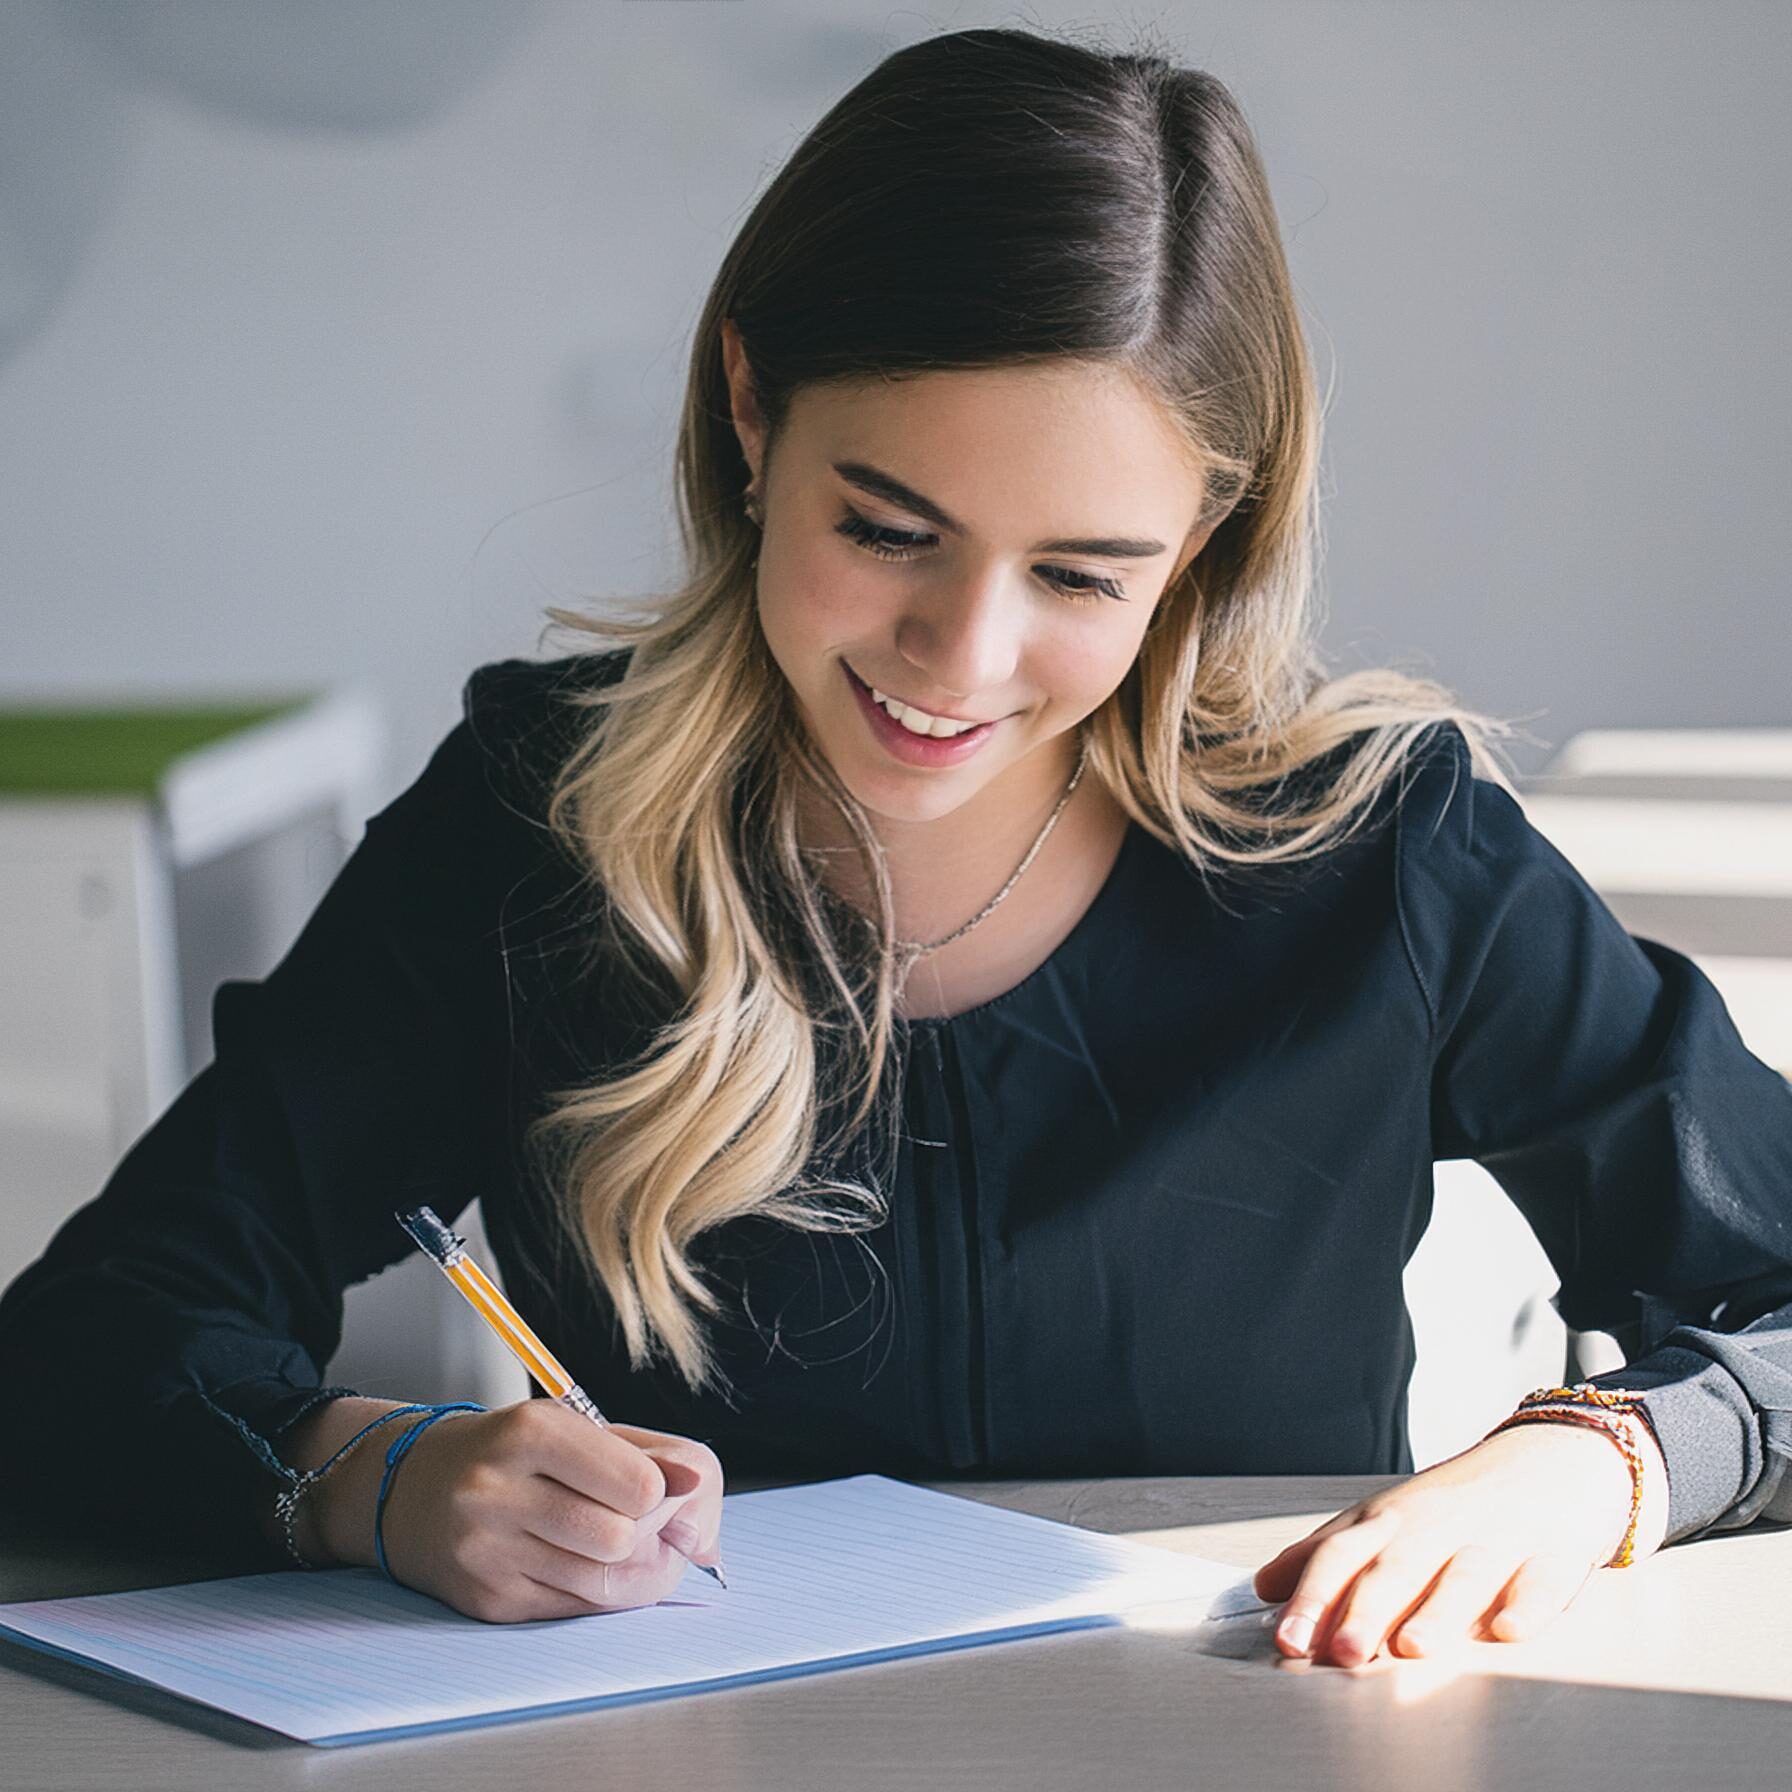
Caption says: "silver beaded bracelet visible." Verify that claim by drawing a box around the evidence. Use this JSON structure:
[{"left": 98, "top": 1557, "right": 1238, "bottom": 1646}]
[{"left": 273, "top": 1403, "right": 438, "bottom": 1568}]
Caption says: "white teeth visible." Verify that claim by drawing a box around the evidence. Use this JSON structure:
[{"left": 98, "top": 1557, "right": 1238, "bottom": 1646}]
[{"left": 869, "top": 686, "right": 978, "bottom": 738}]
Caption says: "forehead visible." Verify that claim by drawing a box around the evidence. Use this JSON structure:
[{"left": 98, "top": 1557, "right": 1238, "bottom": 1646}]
[{"left": 786, "top": 360, "right": 1208, "bottom": 528}]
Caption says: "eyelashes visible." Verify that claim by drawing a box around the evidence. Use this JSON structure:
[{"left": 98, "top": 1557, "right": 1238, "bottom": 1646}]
[{"left": 832, "top": 508, "right": 1127, "bottom": 604}]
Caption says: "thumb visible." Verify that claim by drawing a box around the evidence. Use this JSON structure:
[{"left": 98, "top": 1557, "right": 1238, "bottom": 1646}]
[
  {"left": 645, "top": 1453, "right": 704, "bottom": 1502},
  {"left": 636, "top": 1454, "right": 707, "bottom": 1558}
]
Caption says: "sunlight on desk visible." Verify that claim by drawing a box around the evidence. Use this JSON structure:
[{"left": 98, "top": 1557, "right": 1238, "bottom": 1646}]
[{"left": 1112, "top": 1508, "right": 1792, "bottom": 1705}]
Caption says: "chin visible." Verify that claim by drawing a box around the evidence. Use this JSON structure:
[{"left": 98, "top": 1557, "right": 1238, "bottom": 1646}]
[{"left": 830, "top": 753, "right": 990, "bottom": 824}]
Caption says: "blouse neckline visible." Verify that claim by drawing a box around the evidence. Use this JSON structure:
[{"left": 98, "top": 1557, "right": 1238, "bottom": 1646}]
[{"left": 902, "top": 820, "right": 1149, "bottom": 1031}]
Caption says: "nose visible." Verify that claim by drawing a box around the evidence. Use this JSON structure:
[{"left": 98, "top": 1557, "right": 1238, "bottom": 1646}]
[{"left": 893, "top": 562, "right": 1022, "bottom": 703}]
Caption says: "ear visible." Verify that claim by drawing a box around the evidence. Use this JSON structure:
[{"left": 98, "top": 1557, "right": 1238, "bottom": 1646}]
[{"left": 720, "top": 317, "right": 767, "bottom": 478}]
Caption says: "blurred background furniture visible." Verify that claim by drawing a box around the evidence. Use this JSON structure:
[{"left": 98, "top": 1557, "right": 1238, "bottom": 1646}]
[
  {"left": 1, "top": 693, "right": 376, "bottom": 1269},
  {"left": 0, "top": 693, "right": 381, "bottom": 1156},
  {"left": 1403, "top": 725, "right": 1792, "bottom": 1467},
  {"left": 0, "top": 688, "right": 528, "bottom": 1414}
]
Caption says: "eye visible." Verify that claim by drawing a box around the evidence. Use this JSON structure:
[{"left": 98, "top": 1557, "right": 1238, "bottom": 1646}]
[{"left": 833, "top": 508, "right": 1126, "bottom": 604}]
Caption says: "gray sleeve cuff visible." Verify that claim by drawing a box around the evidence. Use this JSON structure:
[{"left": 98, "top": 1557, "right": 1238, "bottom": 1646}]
[{"left": 1586, "top": 1315, "right": 1792, "bottom": 1545}]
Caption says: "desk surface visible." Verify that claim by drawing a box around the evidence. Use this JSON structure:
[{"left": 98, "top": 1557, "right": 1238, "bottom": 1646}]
[{"left": 3, "top": 1474, "right": 1788, "bottom": 1790}]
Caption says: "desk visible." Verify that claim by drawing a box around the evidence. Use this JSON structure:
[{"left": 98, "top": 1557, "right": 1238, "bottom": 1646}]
[{"left": 2, "top": 1475, "right": 1788, "bottom": 1789}]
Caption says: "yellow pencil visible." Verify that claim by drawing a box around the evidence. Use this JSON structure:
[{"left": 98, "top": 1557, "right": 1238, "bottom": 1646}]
[{"left": 394, "top": 1204, "right": 727, "bottom": 1589}]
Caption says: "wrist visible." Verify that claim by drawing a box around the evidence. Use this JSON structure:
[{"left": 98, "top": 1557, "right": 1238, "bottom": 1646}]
[
  {"left": 267, "top": 1397, "right": 416, "bottom": 1569},
  {"left": 1484, "top": 1398, "right": 1671, "bottom": 1567}
]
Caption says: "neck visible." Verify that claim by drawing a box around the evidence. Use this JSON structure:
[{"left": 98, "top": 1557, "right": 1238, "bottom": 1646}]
[{"left": 797, "top": 732, "right": 1088, "bottom": 941}]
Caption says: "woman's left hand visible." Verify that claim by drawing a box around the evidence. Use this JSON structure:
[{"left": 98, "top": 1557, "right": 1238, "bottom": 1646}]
[{"left": 1250, "top": 1416, "right": 1668, "bottom": 1667}]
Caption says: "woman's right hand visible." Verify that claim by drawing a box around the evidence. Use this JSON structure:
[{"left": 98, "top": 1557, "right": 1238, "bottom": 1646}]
[{"left": 336, "top": 1401, "right": 726, "bottom": 1623}]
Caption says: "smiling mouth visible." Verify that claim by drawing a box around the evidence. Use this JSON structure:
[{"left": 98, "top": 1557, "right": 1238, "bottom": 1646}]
[{"left": 843, "top": 662, "right": 1002, "bottom": 736}]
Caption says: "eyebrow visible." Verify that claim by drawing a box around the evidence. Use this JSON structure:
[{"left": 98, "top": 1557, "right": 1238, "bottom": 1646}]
[{"left": 832, "top": 460, "right": 1169, "bottom": 560}]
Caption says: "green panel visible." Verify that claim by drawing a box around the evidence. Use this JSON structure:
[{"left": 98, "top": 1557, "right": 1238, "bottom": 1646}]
[{"left": 0, "top": 700, "right": 311, "bottom": 797}]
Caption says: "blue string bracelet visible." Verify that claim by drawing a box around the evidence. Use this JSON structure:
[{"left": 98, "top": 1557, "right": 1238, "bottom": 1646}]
[
  {"left": 274, "top": 1402, "right": 439, "bottom": 1569},
  {"left": 374, "top": 1402, "right": 489, "bottom": 1585}
]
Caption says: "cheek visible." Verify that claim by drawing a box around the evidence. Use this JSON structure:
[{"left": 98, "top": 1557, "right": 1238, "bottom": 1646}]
[
  {"left": 756, "top": 540, "right": 887, "bottom": 666},
  {"left": 1032, "top": 618, "right": 1146, "bottom": 715}
]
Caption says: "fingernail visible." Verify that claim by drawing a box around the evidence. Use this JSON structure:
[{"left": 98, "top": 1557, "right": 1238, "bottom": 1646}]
[
  {"left": 662, "top": 1517, "right": 701, "bottom": 1555},
  {"left": 1278, "top": 1613, "right": 1315, "bottom": 1656}
]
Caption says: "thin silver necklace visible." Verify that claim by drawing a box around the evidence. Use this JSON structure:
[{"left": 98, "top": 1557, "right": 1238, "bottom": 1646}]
[{"left": 895, "top": 736, "right": 1089, "bottom": 958}]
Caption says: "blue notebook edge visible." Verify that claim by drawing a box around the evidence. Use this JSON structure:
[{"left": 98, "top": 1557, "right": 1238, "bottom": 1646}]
[
  {"left": 0, "top": 1622, "right": 188, "bottom": 1704},
  {"left": 312, "top": 1612, "right": 1124, "bottom": 1747},
  {"left": 0, "top": 1608, "right": 1123, "bottom": 1748}
]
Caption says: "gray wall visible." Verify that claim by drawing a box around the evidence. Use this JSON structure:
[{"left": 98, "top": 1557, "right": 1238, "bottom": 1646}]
[{"left": 3, "top": 0, "right": 1786, "bottom": 813}]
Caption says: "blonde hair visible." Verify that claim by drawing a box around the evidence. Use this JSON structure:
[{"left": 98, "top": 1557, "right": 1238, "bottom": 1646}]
[{"left": 522, "top": 26, "right": 1523, "bottom": 1396}]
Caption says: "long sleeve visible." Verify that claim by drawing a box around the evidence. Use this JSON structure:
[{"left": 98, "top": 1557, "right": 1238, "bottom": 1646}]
[
  {"left": 0, "top": 693, "right": 519, "bottom": 1566},
  {"left": 1397, "top": 724, "right": 1792, "bottom": 1546}
]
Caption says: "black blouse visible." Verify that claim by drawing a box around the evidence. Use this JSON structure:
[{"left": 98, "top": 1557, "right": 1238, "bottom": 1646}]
[{"left": 3, "top": 651, "right": 1789, "bottom": 1570}]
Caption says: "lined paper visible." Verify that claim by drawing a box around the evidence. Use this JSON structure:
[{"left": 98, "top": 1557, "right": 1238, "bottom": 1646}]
[{"left": 0, "top": 1474, "right": 1266, "bottom": 1747}]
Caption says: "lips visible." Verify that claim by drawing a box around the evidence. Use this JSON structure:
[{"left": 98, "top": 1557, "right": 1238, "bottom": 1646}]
[
  {"left": 844, "top": 663, "right": 993, "bottom": 728},
  {"left": 842, "top": 660, "right": 1001, "bottom": 767}
]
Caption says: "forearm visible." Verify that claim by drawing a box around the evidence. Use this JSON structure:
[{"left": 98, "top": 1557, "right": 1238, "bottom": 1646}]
[{"left": 254, "top": 1395, "right": 416, "bottom": 1568}]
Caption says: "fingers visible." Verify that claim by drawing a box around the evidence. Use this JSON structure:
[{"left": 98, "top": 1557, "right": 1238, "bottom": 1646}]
[
  {"left": 507, "top": 1576, "right": 611, "bottom": 1623},
  {"left": 541, "top": 1485, "right": 716, "bottom": 1575},
  {"left": 496, "top": 1549, "right": 680, "bottom": 1622},
  {"left": 634, "top": 1487, "right": 714, "bottom": 1565},
  {"left": 610, "top": 1424, "right": 726, "bottom": 1494},
  {"left": 1386, "top": 1544, "right": 1519, "bottom": 1658},
  {"left": 611, "top": 1425, "right": 726, "bottom": 1560},
  {"left": 1252, "top": 1508, "right": 1359, "bottom": 1602},
  {"left": 1285, "top": 1538, "right": 1585, "bottom": 1665},
  {"left": 1265, "top": 1512, "right": 1399, "bottom": 1659},
  {"left": 500, "top": 1403, "right": 670, "bottom": 1518},
  {"left": 660, "top": 1511, "right": 705, "bottom": 1559},
  {"left": 512, "top": 1416, "right": 725, "bottom": 1567},
  {"left": 521, "top": 1529, "right": 684, "bottom": 1613},
  {"left": 523, "top": 1474, "right": 654, "bottom": 1564},
  {"left": 1483, "top": 1552, "right": 1593, "bottom": 1643},
  {"left": 455, "top": 1527, "right": 686, "bottom": 1624}
]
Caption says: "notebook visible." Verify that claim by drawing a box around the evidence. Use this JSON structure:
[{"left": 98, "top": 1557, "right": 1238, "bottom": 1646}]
[{"left": 0, "top": 1473, "right": 1270, "bottom": 1747}]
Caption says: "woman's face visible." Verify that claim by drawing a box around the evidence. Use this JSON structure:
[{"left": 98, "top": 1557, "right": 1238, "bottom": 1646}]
[{"left": 723, "top": 325, "right": 1215, "bottom": 825}]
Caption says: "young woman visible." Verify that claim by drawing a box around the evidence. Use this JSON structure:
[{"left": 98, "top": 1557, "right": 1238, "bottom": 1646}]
[{"left": 3, "top": 27, "right": 1788, "bottom": 1670}]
